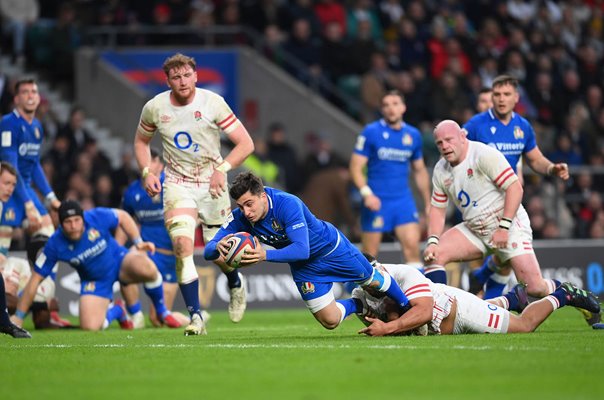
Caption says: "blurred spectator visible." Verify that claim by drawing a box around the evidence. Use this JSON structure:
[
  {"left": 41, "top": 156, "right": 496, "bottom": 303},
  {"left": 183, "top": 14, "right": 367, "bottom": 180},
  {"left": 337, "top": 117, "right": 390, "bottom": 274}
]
[
  {"left": 277, "top": 0, "right": 321, "bottom": 37},
  {"left": 576, "top": 192, "right": 603, "bottom": 238},
  {"left": 546, "top": 134, "right": 584, "bottom": 166},
  {"left": 242, "top": 137, "right": 283, "bottom": 188},
  {"left": 301, "top": 131, "right": 347, "bottom": 187},
  {"left": 301, "top": 167, "right": 360, "bottom": 241},
  {"left": 0, "top": 0, "right": 39, "bottom": 66},
  {"left": 283, "top": 18, "right": 323, "bottom": 85},
  {"left": 397, "top": 17, "right": 429, "bottom": 70},
  {"left": 57, "top": 105, "right": 93, "bottom": 163},
  {"left": 49, "top": 2, "right": 80, "bottom": 89},
  {"left": 360, "top": 52, "right": 395, "bottom": 123},
  {"left": 111, "top": 146, "right": 139, "bottom": 198},
  {"left": 0, "top": 72, "right": 14, "bottom": 114},
  {"left": 266, "top": 122, "right": 302, "bottom": 194},
  {"left": 42, "top": 135, "right": 72, "bottom": 198},
  {"left": 313, "top": 0, "right": 346, "bottom": 36},
  {"left": 346, "top": 0, "right": 382, "bottom": 42}
]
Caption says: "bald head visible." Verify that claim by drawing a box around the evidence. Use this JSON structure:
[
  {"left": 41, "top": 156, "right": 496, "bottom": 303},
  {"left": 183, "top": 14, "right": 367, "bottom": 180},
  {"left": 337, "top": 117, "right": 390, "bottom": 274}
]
[{"left": 433, "top": 120, "right": 468, "bottom": 166}]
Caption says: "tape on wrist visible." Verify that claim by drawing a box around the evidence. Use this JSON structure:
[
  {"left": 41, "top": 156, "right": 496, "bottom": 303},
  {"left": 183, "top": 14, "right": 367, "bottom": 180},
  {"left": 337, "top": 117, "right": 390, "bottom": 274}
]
[
  {"left": 499, "top": 217, "right": 513, "bottom": 230},
  {"left": 427, "top": 235, "right": 439, "bottom": 246},
  {"left": 216, "top": 161, "right": 232, "bottom": 174},
  {"left": 360, "top": 185, "right": 373, "bottom": 197},
  {"left": 142, "top": 167, "right": 150, "bottom": 179},
  {"left": 546, "top": 164, "right": 554, "bottom": 176},
  {"left": 132, "top": 237, "right": 143, "bottom": 245}
]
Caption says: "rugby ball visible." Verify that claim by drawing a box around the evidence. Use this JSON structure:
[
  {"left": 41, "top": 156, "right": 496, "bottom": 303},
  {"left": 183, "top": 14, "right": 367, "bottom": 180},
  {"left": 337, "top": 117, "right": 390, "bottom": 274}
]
[{"left": 224, "top": 232, "right": 256, "bottom": 268}]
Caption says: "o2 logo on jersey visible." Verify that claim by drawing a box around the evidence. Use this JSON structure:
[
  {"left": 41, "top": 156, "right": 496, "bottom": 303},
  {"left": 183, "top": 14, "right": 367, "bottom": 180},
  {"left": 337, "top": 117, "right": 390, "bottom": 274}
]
[
  {"left": 457, "top": 190, "right": 477, "bottom": 208},
  {"left": 173, "top": 131, "right": 200, "bottom": 152}
]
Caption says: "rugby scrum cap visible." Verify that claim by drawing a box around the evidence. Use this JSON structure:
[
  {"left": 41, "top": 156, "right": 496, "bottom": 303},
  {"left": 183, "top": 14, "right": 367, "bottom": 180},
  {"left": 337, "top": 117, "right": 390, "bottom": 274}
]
[{"left": 58, "top": 200, "right": 84, "bottom": 224}]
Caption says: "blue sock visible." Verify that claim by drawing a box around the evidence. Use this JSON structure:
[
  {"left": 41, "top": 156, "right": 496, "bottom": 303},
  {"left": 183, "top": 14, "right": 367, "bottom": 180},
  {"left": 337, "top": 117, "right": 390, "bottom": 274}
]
[
  {"left": 105, "top": 304, "right": 126, "bottom": 324},
  {"left": 0, "top": 276, "right": 10, "bottom": 325},
  {"left": 370, "top": 267, "right": 409, "bottom": 306},
  {"left": 483, "top": 274, "right": 509, "bottom": 300},
  {"left": 144, "top": 285, "right": 168, "bottom": 317},
  {"left": 336, "top": 298, "right": 362, "bottom": 319},
  {"left": 550, "top": 287, "right": 568, "bottom": 307},
  {"left": 126, "top": 301, "right": 142, "bottom": 315},
  {"left": 472, "top": 255, "right": 496, "bottom": 285},
  {"left": 424, "top": 266, "right": 447, "bottom": 284},
  {"left": 503, "top": 291, "right": 520, "bottom": 312},
  {"left": 179, "top": 279, "right": 201, "bottom": 317},
  {"left": 224, "top": 269, "right": 241, "bottom": 289}
]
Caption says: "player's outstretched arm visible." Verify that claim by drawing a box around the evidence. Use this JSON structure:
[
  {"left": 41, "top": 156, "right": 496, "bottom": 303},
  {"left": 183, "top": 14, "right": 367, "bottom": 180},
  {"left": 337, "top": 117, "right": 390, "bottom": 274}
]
[
  {"left": 524, "top": 147, "right": 569, "bottom": 180},
  {"left": 359, "top": 297, "right": 433, "bottom": 336}
]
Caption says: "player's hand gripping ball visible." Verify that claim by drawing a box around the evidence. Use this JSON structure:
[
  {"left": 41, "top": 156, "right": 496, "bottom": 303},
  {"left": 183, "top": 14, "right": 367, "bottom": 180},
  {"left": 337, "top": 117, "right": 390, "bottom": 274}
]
[{"left": 224, "top": 232, "right": 256, "bottom": 268}]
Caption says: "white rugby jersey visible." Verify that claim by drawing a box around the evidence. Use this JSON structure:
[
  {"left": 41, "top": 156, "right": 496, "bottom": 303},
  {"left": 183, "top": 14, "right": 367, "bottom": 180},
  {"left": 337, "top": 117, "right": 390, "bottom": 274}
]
[
  {"left": 361, "top": 264, "right": 454, "bottom": 334},
  {"left": 431, "top": 140, "right": 527, "bottom": 236},
  {"left": 137, "top": 88, "right": 241, "bottom": 184}
]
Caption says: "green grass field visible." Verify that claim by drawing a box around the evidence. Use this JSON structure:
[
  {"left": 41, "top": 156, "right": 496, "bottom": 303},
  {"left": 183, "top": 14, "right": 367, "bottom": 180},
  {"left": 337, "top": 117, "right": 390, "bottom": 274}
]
[{"left": 1, "top": 307, "right": 602, "bottom": 400}]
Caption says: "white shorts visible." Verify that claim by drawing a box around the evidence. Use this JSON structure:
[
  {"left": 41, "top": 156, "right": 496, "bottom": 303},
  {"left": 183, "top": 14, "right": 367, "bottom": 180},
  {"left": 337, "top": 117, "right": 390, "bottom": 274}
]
[
  {"left": 447, "top": 286, "right": 510, "bottom": 334},
  {"left": 1, "top": 257, "right": 55, "bottom": 302},
  {"left": 163, "top": 180, "right": 231, "bottom": 226},
  {"left": 454, "top": 212, "right": 533, "bottom": 263}
]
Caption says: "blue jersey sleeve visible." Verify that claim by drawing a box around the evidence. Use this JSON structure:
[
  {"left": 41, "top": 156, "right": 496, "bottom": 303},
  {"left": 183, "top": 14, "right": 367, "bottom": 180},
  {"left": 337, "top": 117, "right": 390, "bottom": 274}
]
[
  {"left": 34, "top": 239, "right": 59, "bottom": 278},
  {"left": 462, "top": 118, "right": 477, "bottom": 141},
  {"left": 410, "top": 129, "right": 424, "bottom": 161},
  {"left": 121, "top": 189, "right": 134, "bottom": 217},
  {"left": 353, "top": 126, "right": 372, "bottom": 157},
  {"left": 87, "top": 208, "right": 120, "bottom": 232},
  {"left": 203, "top": 213, "right": 247, "bottom": 260},
  {"left": 522, "top": 121, "right": 537, "bottom": 154},
  {"left": 32, "top": 161, "right": 53, "bottom": 197},
  {"left": 0, "top": 120, "right": 30, "bottom": 202},
  {"left": 265, "top": 197, "right": 310, "bottom": 262}
]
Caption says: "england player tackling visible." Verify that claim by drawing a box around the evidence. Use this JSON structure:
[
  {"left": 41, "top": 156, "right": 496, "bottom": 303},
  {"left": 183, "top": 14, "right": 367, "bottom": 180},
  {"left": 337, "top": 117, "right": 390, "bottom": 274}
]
[{"left": 134, "top": 53, "right": 254, "bottom": 335}]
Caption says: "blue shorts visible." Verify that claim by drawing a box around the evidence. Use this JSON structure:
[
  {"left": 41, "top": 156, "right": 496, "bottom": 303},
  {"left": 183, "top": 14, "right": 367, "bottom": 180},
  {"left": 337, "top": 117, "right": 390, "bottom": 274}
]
[
  {"left": 0, "top": 187, "right": 48, "bottom": 227},
  {"left": 289, "top": 232, "right": 373, "bottom": 291},
  {"left": 79, "top": 247, "right": 128, "bottom": 299},
  {"left": 361, "top": 194, "right": 418, "bottom": 232},
  {"left": 149, "top": 251, "right": 177, "bottom": 283}
]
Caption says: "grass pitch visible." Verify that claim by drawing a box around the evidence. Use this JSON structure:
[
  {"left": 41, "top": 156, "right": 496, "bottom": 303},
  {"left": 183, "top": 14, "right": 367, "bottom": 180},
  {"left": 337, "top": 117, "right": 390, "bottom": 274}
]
[{"left": 1, "top": 307, "right": 602, "bottom": 400}]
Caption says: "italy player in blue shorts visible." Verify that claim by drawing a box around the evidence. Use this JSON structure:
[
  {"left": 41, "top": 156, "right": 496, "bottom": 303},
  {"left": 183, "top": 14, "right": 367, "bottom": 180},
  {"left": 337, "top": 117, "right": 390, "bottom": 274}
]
[
  {"left": 12, "top": 200, "right": 180, "bottom": 331},
  {"left": 121, "top": 149, "right": 190, "bottom": 328},
  {"left": 204, "top": 172, "right": 410, "bottom": 330},
  {"left": 350, "top": 90, "right": 431, "bottom": 278},
  {"left": 463, "top": 75, "right": 570, "bottom": 300}
]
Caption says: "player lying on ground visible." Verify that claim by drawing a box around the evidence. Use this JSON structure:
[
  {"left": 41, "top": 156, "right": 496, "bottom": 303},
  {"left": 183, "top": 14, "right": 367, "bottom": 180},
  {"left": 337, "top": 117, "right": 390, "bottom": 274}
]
[{"left": 355, "top": 256, "right": 601, "bottom": 336}]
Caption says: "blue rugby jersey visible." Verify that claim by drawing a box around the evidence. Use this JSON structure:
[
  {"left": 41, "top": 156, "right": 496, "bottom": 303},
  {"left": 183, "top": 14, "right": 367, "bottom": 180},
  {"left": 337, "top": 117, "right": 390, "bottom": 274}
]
[
  {"left": 463, "top": 109, "right": 537, "bottom": 172},
  {"left": 34, "top": 208, "right": 123, "bottom": 281},
  {"left": 0, "top": 109, "right": 52, "bottom": 202},
  {"left": 122, "top": 172, "right": 172, "bottom": 250},
  {"left": 353, "top": 119, "right": 423, "bottom": 199}
]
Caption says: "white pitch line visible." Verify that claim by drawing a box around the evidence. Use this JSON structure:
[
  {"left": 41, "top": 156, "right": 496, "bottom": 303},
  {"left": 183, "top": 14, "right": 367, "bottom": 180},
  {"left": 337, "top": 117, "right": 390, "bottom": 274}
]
[{"left": 2, "top": 343, "right": 555, "bottom": 351}]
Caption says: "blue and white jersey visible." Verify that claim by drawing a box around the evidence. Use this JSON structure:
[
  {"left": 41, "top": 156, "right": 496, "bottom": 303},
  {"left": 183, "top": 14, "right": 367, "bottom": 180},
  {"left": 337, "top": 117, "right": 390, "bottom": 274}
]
[
  {"left": 353, "top": 119, "right": 423, "bottom": 199},
  {"left": 0, "top": 109, "right": 52, "bottom": 202},
  {"left": 122, "top": 172, "right": 172, "bottom": 250},
  {"left": 34, "top": 208, "right": 123, "bottom": 282},
  {"left": 205, "top": 187, "right": 372, "bottom": 283},
  {"left": 463, "top": 109, "right": 537, "bottom": 172}
]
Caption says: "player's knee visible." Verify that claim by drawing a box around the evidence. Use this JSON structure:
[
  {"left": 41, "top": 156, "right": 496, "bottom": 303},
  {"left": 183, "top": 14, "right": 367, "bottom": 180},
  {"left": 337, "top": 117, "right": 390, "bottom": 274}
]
[
  {"left": 526, "top": 281, "right": 549, "bottom": 298},
  {"left": 317, "top": 314, "right": 341, "bottom": 330},
  {"left": 167, "top": 215, "right": 196, "bottom": 258}
]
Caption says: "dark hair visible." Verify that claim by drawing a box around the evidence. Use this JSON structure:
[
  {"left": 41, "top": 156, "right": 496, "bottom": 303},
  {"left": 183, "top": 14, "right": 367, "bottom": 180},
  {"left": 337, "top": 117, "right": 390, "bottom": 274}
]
[
  {"left": 58, "top": 200, "right": 84, "bottom": 225},
  {"left": 382, "top": 90, "right": 405, "bottom": 104},
  {"left": 0, "top": 161, "right": 17, "bottom": 177},
  {"left": 14, "top": 78, "right": 36, "bottom": 93},
  {"left": 478, "top": 87, "right": 492, "bottom": 95},
  {"left": 492, "top": 75, "right": 519, "bottom": 90},
  {"left": 229, "top": 171, "right": 264, "bottom": 200},
  {"left": 150, "top": 147, "right": 161, "bottom": 160}
]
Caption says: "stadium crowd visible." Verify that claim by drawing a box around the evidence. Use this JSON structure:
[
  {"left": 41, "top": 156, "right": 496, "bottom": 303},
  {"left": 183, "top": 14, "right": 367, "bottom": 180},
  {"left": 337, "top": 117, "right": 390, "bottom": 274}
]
[{"left": 0, "top": 0, "right": 603, "bottom": 244}]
